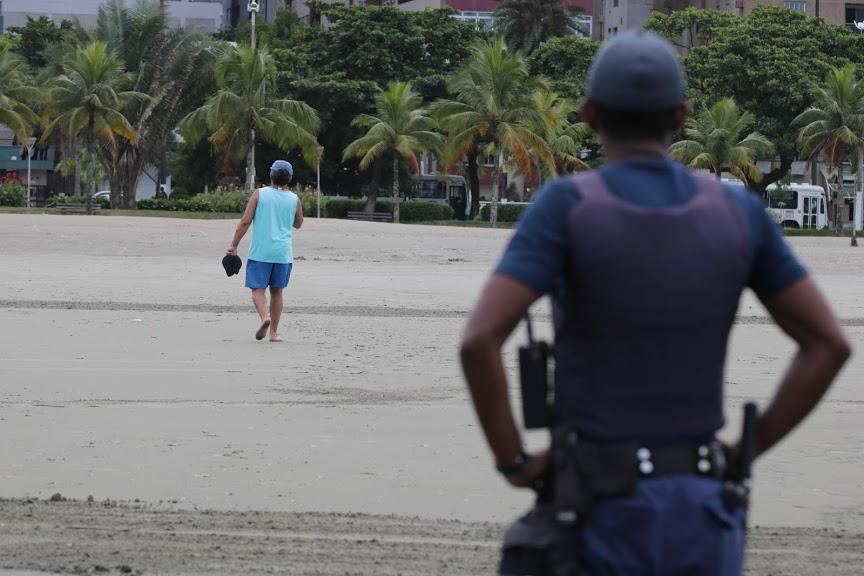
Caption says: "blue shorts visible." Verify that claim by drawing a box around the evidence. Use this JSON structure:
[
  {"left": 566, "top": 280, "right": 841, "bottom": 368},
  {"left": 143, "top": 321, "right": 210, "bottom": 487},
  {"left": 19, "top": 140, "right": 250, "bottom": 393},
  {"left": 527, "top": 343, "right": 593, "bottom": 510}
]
[
  {"left": 245, "top": 259, "right": 293, "bottom": 289},
  {"left": 500, "top": 477, "right": 745, "bottom": 575}
]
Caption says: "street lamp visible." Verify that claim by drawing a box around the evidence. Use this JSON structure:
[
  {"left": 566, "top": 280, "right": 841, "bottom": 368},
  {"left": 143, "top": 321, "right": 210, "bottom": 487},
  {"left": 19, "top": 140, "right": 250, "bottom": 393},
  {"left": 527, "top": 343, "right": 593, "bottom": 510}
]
[
  {"left": 246, "top": 0, "right": 260, "bottom": 196},
  {"left": 26, "top": 137, "right": 35, "bottom": 211}
]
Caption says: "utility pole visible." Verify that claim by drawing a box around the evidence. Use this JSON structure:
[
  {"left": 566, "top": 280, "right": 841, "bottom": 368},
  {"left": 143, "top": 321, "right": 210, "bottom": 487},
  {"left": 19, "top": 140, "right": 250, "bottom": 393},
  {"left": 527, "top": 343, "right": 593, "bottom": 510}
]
[
  {"left": 26, "top": 137, "right": 35, "bottom": 212},
  {"left": 247, "top": 0, "right": 260, "bottom": 196}
]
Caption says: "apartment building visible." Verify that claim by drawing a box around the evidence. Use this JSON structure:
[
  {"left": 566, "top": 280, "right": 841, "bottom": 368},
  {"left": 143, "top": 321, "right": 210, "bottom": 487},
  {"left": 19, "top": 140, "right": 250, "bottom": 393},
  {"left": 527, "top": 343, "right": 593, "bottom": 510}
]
[
  {"left": 593, "top": 0, "right": 862, "bottom": 41},
  {"left": 0, "top": 0, "right": 225, "bottom": 33}
]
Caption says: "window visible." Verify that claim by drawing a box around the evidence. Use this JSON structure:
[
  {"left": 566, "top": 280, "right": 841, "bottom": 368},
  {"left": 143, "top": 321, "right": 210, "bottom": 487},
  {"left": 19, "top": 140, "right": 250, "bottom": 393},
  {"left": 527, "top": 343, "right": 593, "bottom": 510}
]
[
  {"left": 846, "top": 4, "right": 864, "bottom": 25},
  {"left": 784, "top": 0, "right": 806, "bottom": 11},
  {"left": 454, "top": 11, "right": 494, "bottom": 29},
  {"left": 613, "top": 0, "right": 618, "bottom": 6},
  {"left": 767, "top": 190, "right": 798, "bottom": 209}
]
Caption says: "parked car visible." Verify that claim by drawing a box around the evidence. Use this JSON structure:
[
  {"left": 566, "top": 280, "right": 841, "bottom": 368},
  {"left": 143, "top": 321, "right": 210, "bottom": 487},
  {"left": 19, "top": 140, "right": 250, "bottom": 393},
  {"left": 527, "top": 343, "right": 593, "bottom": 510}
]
[{"left": 93, "top": 191, "right": 111, "bottom": 207}]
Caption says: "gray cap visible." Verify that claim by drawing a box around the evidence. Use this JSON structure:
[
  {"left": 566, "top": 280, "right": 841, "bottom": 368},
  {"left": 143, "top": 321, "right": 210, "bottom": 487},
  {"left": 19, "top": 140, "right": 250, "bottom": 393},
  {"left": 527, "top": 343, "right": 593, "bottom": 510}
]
[{"left": 586, "top": 31, "right": 686, "bottom": 111}]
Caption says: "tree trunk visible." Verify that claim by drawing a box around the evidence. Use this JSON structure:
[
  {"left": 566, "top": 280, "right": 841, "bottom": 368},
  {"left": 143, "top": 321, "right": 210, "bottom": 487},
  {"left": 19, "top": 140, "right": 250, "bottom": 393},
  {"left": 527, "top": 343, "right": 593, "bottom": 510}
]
[
  {"left": 86, "top": 117, "right": 94, "bottom": 215},
  {"left": 854, "top": 148, "right": 862, "bottom": 247},
  {"left": 467, "top": 148, "right": 480, "bottom": 219},
  {"left": 751, "top": 154, "right": 793, "bottom": 196},
  {"left": 73, "top": 135, "right": 82, "bottom": 197},
  {"left": 245, "top": 128, "right": 256, "bottom": 197},
  {"left": 835, "top": 163, "right": 843, "bottom": 234},
  {"left": 490, "top": 153, "right": 502, "bottom": 229},
  {"left": 365, "top": 156, "right": 383, "bottom": 212},
  {"left": 86, "top": 146, "right": 95, "bottom": 216},
  {"left": 392, "top": 155, "right": 400, "bottom": 224}
]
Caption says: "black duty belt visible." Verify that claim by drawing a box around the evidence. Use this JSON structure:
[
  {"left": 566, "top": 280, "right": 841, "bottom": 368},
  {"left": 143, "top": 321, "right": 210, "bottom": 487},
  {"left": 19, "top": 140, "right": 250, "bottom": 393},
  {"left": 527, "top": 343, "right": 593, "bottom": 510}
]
[{"left": 633, "top": 440, "right": 726, "bottom": 480}]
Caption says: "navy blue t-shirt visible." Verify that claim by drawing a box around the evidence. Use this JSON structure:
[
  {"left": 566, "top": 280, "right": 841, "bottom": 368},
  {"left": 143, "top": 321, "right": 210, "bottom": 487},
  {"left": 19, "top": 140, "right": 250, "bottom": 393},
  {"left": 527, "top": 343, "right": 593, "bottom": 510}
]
[{"left": 496, "top": 159, "right": 807, "bottom": 302}]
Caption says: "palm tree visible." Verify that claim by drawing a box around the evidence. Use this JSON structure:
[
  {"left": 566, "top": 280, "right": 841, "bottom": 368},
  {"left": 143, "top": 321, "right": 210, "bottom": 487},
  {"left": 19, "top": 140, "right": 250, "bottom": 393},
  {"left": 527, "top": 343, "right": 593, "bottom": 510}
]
[
  {"left": 0, "top": 50, "right": 41, "bottom": 144},
  {"left": 42, "top": 41, "right": 147, "bottom": 214},
  {"left": 794, "top": 65, "right": 864, "bottom": 245},
  {"left": 343, "top": 82, "right": 443, "bottom": 224},
  {"left": 178, "top": 43, "right": 321, "bottom": 196},
  {"left": 670, "top": 97, "right": 774, "bottom": 184},
  {"left": 494, "top": 0, "right": 583, "bottom": 54},
  {"left": 535, "top": 90, "right": 589, "bottom": 177},
  {"left": 432, "top": 38, "right": 554, "bottom": 227},
  {"left": 95, "top": 0, "right": 215, "bottom": 208}
]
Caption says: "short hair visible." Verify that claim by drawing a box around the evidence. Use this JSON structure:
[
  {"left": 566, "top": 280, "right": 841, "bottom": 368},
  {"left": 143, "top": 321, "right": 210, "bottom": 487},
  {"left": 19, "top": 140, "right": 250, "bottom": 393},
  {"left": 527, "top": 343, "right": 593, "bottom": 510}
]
[
  {"left": 592, "top": 104, "right": 679, "bottom": 142},
  {"left": 271, "top": 169, "right": 292, "bottom": 186}
]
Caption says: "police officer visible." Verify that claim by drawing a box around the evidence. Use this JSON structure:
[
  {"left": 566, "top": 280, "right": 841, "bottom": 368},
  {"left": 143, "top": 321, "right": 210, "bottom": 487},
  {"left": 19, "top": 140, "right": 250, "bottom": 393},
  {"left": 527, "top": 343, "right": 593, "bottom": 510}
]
[{"left": 460, "top": 31, "right": 850, "bottom": 575}]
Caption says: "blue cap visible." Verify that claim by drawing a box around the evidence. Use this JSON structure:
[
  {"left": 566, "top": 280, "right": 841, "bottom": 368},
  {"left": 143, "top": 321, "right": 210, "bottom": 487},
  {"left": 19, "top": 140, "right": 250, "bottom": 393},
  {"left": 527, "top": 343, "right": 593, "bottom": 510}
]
[
  {"left": 586, "top": 31, "right": 686, "bottom": 111},
  {"left": 270, "top": 160, "right": 293, "bottom": 176}
]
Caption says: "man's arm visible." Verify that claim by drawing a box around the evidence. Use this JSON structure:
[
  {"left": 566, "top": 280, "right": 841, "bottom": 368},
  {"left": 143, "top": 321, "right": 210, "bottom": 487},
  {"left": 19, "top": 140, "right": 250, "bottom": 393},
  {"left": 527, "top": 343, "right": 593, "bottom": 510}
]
[
  {"left": 294, "top": 198, "right": 304, "bottom": 229},
  {"left": 460, "top": 274, "right": 549, "bottom": 488},
  {"left": 227, "top": 190, "right": 259, "bottom": 253},
  {"left": 753, "top": 277, "right": 850, "bottom": 458}
]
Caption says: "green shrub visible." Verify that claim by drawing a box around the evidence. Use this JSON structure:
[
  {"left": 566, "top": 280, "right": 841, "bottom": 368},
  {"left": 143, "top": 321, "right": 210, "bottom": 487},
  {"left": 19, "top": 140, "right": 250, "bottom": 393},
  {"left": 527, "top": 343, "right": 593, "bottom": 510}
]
[
  {"left": 137, "top": 192, "right": 247, "bottom": 213},
  {"left": 46, "top": 195, "right": 111, "bottom": 209},
  {"left": 299, "top": 191, "right": 329, "bottom": 217},
  {"left": 480, "top": 203, "right": 528, "bottom": 222},
  {"left": 399, "top": 201, "right": 454, "bottom": 222},
  {"left": 324, "top": 199, "right": 367, "bottom": 218},
  {"left": 0, "top": 182, "right": 25, "bottom": 207}
]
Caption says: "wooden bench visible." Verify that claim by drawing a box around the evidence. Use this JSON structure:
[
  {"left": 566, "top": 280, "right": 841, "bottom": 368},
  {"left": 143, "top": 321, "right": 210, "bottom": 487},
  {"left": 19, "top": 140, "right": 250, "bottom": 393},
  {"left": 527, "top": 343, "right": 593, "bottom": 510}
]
[
  {"left": 347, "top": 211, "right": 393, "bottom": 223},
  {"left": 56, "top": 203, "right": 101, "bottom": 215}
]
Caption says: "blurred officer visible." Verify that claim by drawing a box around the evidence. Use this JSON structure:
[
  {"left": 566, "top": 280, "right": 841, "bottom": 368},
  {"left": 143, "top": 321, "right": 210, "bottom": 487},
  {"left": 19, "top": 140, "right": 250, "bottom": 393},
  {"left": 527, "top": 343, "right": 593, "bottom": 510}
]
[{"left": 460, "top": 31, "right": 850, "bottom": 575}]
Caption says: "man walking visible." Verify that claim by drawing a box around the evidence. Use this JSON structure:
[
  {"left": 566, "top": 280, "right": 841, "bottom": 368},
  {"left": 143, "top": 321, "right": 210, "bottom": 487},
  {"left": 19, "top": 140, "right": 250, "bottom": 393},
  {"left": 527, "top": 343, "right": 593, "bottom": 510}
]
[
  {"left": 227, "top": 160, "right": 303, "bottom": 342},
  {"left": 460, "top": 32, "right": 850, "bottom": 575}
]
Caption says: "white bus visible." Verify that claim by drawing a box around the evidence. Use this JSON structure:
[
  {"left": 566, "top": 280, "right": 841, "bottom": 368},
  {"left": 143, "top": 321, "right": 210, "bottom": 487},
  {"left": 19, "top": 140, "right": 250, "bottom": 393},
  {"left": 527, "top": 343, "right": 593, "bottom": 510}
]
[
  {"left": 417, "top": 174, "right": 471, "bottom": 220},
  {"left": 765, "top": 184, "right": 828, "bottom": 230}
]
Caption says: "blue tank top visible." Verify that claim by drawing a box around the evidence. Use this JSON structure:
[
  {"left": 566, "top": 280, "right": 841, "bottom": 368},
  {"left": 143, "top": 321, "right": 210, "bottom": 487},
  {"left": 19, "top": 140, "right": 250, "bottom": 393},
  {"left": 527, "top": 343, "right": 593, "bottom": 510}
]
[{"left": 248, "top": 187, "right": 298, "bottom": 264}]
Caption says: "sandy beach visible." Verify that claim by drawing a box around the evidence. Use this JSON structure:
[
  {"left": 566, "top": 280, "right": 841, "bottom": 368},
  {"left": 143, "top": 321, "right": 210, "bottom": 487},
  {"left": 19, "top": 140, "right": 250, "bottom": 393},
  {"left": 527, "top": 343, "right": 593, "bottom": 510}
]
[{"left": 1, "top": 213, "right": 862, "bottom": 574}]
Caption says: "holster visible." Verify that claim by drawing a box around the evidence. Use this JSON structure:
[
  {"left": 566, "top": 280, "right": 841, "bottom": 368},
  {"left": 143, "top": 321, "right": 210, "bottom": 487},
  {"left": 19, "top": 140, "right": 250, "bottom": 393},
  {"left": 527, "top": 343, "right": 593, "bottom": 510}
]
[{"left": 551, "top": 426, "right": 639, "bottom": 576}]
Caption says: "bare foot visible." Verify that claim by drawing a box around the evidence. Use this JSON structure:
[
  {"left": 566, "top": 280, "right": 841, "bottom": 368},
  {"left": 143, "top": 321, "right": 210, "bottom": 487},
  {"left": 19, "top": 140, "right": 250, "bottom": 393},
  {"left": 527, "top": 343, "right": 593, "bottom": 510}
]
[
  {"left": 255, "top": 318, "right": 271, "bottom": 341},
  {"left": 269, "top": 332, "right": 283, "bottom": 342}
]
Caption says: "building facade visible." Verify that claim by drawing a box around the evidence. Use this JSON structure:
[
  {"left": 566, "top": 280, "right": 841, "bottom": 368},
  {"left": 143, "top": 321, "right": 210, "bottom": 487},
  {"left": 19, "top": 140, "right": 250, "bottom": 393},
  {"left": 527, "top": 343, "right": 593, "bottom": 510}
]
[
  {"left": 593, "top": 0, "right": 859, "bottom": 41},
  {"left": 0, "top": 0, "right": 225, "bottom": 33}
]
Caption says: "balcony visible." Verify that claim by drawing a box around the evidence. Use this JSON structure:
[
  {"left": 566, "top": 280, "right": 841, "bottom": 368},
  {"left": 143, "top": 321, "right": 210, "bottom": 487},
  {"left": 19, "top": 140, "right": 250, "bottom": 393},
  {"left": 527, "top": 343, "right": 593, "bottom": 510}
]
[{"left": 0, "top": 146, "right": 55, "bottom": 171}]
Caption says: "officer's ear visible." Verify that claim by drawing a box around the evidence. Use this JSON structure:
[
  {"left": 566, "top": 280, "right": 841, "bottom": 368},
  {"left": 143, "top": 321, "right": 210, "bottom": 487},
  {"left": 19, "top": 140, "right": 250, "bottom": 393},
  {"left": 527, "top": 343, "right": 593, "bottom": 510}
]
[
  {"left": 673, "top": 104, "right": 689, "bottom": 132},
  {"left": 581, "top": 100, "right": 600, "bottom": 133}
]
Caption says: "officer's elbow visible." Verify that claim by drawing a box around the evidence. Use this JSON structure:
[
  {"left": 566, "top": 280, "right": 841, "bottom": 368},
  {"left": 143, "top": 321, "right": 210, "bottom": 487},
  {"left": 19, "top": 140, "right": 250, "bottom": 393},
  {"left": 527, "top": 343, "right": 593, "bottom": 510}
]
[
  {"left": 828, "top": 333, "right": 852, "bottom": 365},
  {"left": 460, "top": 329, "right": 496, "bottom": 366}
]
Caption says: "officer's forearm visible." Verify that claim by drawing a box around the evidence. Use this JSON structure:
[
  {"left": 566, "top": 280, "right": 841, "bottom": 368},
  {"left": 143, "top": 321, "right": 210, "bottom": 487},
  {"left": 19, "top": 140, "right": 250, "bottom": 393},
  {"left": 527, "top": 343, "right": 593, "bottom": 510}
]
[
  {"left": 756, "top": 340, "right": 849, "bottom": 457},
  {"left": 461, "top": 340, "right": 523, "bottom": 465},
  {"left": 758, "top": 278, "right": 851, "bottom": 458}
]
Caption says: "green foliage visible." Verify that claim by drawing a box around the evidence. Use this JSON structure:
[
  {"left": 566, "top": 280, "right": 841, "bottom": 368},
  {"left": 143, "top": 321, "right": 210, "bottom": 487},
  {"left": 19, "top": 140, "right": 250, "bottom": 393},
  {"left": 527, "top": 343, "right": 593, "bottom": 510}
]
[
  {"left": 324, "top": 198, "right": 368, "bottom": 218},
  {"left": 46, "top": 195, "right": 111, "bottom": 209},
  {"left": 0, "top": 182, "right": 26, "bottom": 207},
  {"left": 137, "top": 192, "right": 247, "bottom": 213},
  {"left": 794, "top": 65, "right": 864, "bottom": 166},
  {"left": 654, "top": 7, "right": 864, "bottom": 188},
  {"left": 480, "top": 203, "right": 526, "bottom": 222},
  {"left": 645, "top": 8, "right": 736, "bottom": 51},
  {"left": 0, "top": 50, "right": 41, "bottom": 143},
  {"left": 670, "top": 98, "right": 774, "bottom": 183},
  {"left": 8, "top": 16, "right": 66, "bottom": 69},
  {"left": 299, "top": 191, "right": 328, "bottom": 217},
  {"left": 400, "top": 201, "right": 454, "bottom": 222},
  {"left": 528, "top": 36, "right": 598, "bottom": 100},
  {"left": 178, "top": 42, "right": 321, "bottom": 195},
  {"left": 494, "top": 0, "right": 585, "bottom": 54},
  {"left": 323, "top": 198, "right": 452, "bottom": 220}
]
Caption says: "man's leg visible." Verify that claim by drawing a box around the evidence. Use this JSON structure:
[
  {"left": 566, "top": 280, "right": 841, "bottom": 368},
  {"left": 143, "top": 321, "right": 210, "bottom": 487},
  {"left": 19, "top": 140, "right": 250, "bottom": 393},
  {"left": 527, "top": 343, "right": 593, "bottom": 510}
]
[
  {"left": 269, "top": 287, "right": 283, "bottom": 342},
  {"left": 251, "top": 289, "right": 270, "bottom": 340},
  {"left": 246, "top": 260, "right": 272, "bottom": 340}
]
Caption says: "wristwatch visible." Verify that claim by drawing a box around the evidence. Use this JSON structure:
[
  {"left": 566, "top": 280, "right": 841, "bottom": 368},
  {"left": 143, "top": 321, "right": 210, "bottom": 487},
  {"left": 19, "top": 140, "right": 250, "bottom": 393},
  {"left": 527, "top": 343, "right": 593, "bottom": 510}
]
[{"left": 496, "top": 451, "right": 530, "bottom": 477}]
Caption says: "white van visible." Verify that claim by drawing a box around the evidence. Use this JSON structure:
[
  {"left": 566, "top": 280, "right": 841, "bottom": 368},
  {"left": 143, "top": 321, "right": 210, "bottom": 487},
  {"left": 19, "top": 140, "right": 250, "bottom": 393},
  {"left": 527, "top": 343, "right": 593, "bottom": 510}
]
[{"left": 765, "top": 184, "right": 828, "bottom": 230}]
